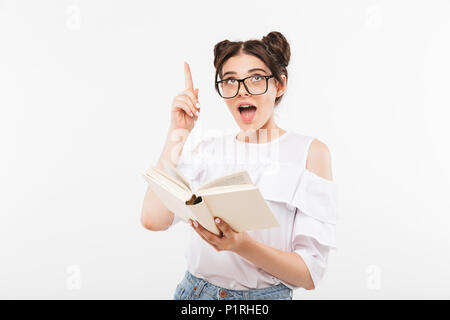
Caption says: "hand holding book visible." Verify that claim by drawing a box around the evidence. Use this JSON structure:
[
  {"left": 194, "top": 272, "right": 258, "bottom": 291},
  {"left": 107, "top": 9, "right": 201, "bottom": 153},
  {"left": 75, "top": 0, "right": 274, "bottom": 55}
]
[
  {"left": 189, "top": 217, "right": 254, "bottom": 253},
  {"left": 142, "top": 159, "right": 280, "bottom": 235}
]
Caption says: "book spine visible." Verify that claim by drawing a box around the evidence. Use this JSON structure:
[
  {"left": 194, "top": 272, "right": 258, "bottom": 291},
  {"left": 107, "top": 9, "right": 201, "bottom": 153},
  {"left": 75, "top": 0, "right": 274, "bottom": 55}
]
[{"left": 188, "top": 197, "right": 220, "bottom": 236}]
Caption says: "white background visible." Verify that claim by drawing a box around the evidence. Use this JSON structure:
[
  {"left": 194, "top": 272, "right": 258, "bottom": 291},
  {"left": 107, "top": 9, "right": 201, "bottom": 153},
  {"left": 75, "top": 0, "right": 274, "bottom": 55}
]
[{"left": 1, "top": 0, "right": 449, "bottom": 299}]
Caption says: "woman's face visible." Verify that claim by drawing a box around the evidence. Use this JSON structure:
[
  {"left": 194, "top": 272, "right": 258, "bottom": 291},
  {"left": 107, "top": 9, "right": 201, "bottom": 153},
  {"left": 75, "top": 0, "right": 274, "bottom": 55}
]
[{"left": 220, "top": 53, "right": 286, "bottom": 132}]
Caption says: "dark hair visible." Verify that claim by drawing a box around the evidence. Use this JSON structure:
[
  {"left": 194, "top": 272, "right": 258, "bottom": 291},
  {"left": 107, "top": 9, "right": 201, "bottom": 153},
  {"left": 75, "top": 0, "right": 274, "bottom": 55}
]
[{"left": 213, "top": 31, "right": 291, "bottom": 106}]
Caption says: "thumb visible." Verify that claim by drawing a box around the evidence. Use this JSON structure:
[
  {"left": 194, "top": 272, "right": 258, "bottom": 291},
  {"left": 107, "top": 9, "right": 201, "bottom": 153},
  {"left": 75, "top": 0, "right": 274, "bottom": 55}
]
[
  {"left": 214, "top": 217, "right": 233, "bottom": 236},
  {"left": 194, "top": 88, "right": 199, "bottom": 99}
]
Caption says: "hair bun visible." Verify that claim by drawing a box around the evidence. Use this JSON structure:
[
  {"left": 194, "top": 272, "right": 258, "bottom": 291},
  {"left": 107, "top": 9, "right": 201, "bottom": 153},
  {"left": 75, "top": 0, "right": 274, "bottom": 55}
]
[
  {"left": 262, "top": 31, "right": 291, "bottom": 67},
  {"left": 213, "top": 40, "right": 231, "bottom": 68}
]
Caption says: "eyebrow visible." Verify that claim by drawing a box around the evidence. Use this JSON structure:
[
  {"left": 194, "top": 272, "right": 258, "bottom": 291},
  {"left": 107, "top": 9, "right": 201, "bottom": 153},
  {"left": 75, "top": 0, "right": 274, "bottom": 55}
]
[{"left": 222, "top": 68, "right": 267, "bottom": 78}]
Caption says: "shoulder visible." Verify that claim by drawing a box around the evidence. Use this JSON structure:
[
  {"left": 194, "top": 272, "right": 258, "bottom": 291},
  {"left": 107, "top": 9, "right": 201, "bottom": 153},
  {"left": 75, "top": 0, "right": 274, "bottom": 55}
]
[{"left": 305, "top": 138, "right": 333, "bottom": 181}]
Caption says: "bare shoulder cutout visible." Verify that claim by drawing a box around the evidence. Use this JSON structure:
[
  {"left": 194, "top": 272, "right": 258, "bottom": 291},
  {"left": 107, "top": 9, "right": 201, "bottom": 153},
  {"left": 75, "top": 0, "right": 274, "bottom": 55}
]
[{"left": 305, "top": 139, "right": 333, "bottom": 181}]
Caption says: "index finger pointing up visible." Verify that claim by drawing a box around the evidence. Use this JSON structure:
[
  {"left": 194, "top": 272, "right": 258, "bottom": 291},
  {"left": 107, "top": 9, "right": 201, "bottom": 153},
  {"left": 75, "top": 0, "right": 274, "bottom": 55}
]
[{"left": 184, "top": 61, "right": 194, "bottom": 90}]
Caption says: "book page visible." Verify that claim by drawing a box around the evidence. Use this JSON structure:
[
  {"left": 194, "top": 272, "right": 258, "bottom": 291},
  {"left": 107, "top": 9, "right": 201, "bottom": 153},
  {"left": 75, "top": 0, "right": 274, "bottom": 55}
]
[
  {"left": 161, "top": 159, "right": 191, "bottom": 191},
  {"left": 142, "top": 172, "right": 193, "bottom": 222},
  {"left": 143, "top": 169, "right": 191, "bottom": 201},
  {"left": 151, "top": 164, "right": 191, "bottom": 193},
  {"left": 196, "top": 184, "right": 254, "bottom": 197},
  {"left": 197, "top": 170, "right": 253, "bottom": 192}
]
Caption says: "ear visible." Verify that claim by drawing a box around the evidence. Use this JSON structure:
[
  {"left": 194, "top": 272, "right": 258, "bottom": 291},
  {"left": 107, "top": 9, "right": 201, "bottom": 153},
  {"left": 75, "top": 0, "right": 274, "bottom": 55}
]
[{"left": 275, "top": 74, "right": 287, "bottom": 98}]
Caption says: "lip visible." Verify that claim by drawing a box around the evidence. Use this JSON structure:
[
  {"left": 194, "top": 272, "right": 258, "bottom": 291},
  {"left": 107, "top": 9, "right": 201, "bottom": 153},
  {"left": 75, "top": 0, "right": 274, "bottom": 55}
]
[{"left": 236, "top": 101, "right": 257, "bottom": 110}]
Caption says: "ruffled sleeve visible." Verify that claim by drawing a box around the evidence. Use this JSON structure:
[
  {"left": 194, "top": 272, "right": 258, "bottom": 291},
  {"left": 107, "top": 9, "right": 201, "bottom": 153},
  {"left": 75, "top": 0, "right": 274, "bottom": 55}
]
[
  {"left": 166, "top": 139, "right": 207, "bottom": 229},
  {"left": 290, "top": 168, "right": 338, "bottom": 289}
]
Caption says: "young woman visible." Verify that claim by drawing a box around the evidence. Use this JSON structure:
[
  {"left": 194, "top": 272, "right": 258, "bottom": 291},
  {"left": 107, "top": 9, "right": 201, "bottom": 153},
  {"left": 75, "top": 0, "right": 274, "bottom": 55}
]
[{"left": 141, "top": 31, "right": 337, "bottom": 300}]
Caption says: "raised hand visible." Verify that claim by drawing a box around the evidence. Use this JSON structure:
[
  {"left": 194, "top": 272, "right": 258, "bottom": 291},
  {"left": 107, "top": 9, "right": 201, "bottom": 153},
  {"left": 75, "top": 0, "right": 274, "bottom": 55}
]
[{"left": 170, "top": 61, "right": 201, "bottom": 132}]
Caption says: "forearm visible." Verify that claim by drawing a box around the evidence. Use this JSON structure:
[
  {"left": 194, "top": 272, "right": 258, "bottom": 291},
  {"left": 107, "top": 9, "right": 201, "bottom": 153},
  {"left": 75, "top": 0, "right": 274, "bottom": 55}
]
[
  {"left": 234, "top": 237, "right": 314, "bottom": 290},
  {"left": 156, "top": 125, "right": 190, "bottom": 170},
  {"left": 141, "top": 126, "right": 190, "bottom": 231}
]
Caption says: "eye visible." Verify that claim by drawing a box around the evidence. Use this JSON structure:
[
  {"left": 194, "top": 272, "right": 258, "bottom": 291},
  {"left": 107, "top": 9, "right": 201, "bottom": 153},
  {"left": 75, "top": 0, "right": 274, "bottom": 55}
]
[
  {"left": 251, "top": 75, "right": 263, "bottom": 81},
  {"left": 224, "top": 78, "right": 236, "bottom": 84}
]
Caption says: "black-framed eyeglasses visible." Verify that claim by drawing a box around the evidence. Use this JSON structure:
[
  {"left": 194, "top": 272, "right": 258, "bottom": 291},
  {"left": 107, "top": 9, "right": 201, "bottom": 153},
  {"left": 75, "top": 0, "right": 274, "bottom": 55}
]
[{"left": 215, "top": 74, "right": 275, "bottom": 99}]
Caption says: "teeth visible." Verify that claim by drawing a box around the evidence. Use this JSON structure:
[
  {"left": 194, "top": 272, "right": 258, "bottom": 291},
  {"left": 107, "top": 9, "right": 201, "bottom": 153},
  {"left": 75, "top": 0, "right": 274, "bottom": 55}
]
[{"left": 239, "top": 105, "right": 254, "bottom": 108}]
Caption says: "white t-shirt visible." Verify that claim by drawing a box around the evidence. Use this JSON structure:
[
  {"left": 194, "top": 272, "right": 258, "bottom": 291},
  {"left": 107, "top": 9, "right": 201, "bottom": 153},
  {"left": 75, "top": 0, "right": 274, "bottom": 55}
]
[{"left": 168, "top": 130, "right": 338, "bottom": 291}]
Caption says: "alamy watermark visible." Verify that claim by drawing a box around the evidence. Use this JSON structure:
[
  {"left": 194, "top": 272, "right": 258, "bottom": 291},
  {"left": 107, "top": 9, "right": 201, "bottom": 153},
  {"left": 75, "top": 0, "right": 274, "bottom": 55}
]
[
  {"left": 366, "top": 5, "right": 382, "bottom": 30},
  {"left": 66, "top": 265, "right": 81, "bottom": 290},
  {"left": 66, "top": 5, "right": 81, "bottom": 30},
  {"left": 366, "top": 264, "right": 381, "bottom": 290},
  {"left": 167, "top": 127, "right": 284, "bottom": 175}
]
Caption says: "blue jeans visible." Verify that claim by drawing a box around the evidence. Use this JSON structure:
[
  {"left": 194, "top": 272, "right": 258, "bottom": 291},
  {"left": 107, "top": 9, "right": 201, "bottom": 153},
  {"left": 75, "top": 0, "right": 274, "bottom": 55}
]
[{"left": 173, "top": 270, "right": 293, "bottom": 300}]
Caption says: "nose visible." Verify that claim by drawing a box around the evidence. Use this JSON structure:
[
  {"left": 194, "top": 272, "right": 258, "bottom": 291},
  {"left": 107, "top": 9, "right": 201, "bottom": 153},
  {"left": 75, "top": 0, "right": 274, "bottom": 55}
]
[{"left": 237, "top": 81, "right": 250, "bottom": 97}]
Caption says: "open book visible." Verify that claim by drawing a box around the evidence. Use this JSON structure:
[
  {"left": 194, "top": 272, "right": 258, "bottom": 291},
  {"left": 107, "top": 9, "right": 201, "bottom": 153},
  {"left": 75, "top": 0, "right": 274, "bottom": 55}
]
[{"left": 141, "top": 159, "right": 280, "bottom": 235}]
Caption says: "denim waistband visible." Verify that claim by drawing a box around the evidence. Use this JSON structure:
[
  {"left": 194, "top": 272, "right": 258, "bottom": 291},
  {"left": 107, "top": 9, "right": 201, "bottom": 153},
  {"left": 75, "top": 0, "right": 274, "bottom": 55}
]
[{"left": 183, "top": 270, "right": 293, "bottom": 300}]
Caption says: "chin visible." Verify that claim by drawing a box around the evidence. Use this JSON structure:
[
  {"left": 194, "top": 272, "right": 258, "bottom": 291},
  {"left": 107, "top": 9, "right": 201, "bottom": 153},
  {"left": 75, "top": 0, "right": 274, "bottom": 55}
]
[
  {"left": 238, "top": 123, "right": 260, "bottom": 133},
  {"left": 234, "top": 115, "right": 255, "bottom": 129}
]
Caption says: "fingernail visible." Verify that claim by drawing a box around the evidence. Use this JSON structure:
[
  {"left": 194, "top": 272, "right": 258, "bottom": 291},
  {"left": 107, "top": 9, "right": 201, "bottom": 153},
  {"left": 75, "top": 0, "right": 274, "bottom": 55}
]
[
  {"left": 193, "top": 220, "right": 198, "bottom": 228},
  {"left": 195, "top": 110, "right": 199, "bottom": 116},
  {"left": 190, "top": 112, "right": 194, "bottom": 117},
  {"left": 196, "top": 102, "right": 200, "bottom": 108},
  {"left": 215, "top": 218, "right": 220, "bottom": 224}
]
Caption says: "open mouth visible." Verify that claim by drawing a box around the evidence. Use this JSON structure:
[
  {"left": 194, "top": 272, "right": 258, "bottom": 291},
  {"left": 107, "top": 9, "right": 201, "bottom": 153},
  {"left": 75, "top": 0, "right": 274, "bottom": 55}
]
[{"left": 238, "top": 104, "right": 257, "bottom": 123}]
